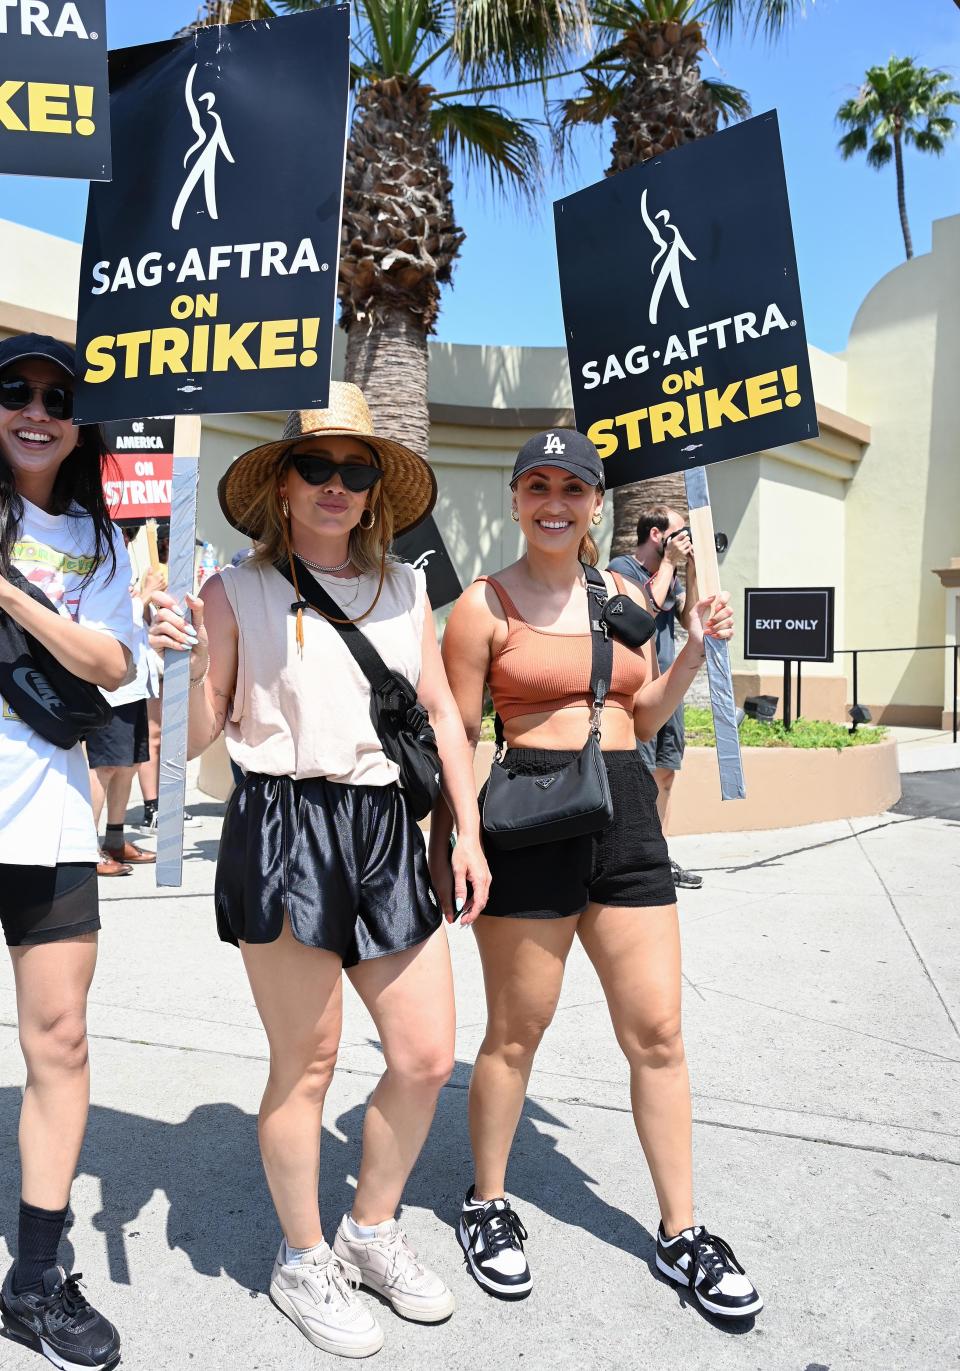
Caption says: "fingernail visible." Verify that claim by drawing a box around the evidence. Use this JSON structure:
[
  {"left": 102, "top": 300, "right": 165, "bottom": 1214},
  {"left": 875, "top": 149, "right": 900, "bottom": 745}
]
[{"left": 455, "top": 897, "right": 464, "bottom": 912}]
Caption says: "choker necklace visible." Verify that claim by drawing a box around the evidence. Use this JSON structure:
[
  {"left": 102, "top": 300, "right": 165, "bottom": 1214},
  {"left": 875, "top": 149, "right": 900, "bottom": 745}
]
[{"left": 297, "top": 552, "right": 353, "bottom": 575}]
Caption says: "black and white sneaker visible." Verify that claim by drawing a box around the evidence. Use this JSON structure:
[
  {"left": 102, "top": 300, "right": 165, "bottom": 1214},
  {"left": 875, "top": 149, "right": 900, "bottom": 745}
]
[
  {"left": 656, "top": 1223, "right": 762, "bottom": 1318},
  {"left": 1, "top": 1264, "right": 121, "bottom": 1369},
  {"left": 670, "top": 859, "right": 703, "bottom": 890},
  {"left": 457, "top": 1186, "right": 532, "bottom": 1299}
]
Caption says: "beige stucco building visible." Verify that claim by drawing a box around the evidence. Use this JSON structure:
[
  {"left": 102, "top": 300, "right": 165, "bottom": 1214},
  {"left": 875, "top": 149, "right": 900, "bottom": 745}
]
[{"left": 1, "top": 213, "right": 957, "bottom": 726}]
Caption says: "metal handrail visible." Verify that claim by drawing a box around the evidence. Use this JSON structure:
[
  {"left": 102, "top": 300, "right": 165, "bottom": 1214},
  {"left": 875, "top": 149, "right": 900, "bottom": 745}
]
[{"left": 832, "top": 643, "right": 959, "bottom": 744}]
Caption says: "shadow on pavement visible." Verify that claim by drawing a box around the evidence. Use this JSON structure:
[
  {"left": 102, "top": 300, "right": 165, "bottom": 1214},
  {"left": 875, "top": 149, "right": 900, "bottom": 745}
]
[{"left": 0, "top": 1062, "right": 658, "bottom": 1299}]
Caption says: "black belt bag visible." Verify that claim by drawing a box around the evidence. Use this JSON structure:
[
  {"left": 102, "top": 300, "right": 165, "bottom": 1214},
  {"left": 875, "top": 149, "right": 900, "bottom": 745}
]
[
  {"left": 0, "top": 567, "right": 113, "bottom": 750},
  {"left": 276, "top": 558, "right": 441, "bottom": 821},
  {"left": 482, "top": 565, "right": 615, "bottom": 850}
]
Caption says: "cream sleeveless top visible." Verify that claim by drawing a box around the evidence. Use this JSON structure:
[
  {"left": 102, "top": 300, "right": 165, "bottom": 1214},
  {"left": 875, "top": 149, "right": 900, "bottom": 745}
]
[{"left": 220, "top": 558, "right": 427, "bottom": 786}]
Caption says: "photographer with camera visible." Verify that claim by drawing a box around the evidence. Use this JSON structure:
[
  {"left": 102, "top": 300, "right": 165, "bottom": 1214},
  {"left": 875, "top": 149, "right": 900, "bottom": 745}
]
[{"left": 609, "top": 506, "right": 703, "bottom": 889}]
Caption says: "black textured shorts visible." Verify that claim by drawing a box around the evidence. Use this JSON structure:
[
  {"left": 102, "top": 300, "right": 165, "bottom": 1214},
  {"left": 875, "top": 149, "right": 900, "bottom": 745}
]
[
  {"left": 85, "top": 699, "right": 150, "bottom": 769},
  {"left": 215, "top": 772, "right": 442, "bottom": 968},
  {"left": 637, "top": 700, "right": 685, "bottom": 772},
  {"left": 0, "top": 863, "right": 100, "bottom": 947},
  {"left": 481, "top": 749, "right": 675, "bottom": 919}
]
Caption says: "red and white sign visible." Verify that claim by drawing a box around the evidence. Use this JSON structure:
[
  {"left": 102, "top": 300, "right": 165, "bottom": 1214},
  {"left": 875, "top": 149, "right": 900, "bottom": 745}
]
[{"left": 103, "top": 452, "right": 173, "bottom": 519}]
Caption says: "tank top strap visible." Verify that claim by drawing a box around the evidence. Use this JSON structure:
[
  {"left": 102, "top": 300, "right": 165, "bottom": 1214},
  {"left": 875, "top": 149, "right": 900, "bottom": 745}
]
[{"left": 475, "top": 575, "right": 525, "bottom": 628}]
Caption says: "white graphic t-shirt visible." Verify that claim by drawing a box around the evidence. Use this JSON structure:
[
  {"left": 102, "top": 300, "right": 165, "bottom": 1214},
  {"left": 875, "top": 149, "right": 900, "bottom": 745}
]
[{"left": 0, "top": 500, "right": 137, "bottom": 866}]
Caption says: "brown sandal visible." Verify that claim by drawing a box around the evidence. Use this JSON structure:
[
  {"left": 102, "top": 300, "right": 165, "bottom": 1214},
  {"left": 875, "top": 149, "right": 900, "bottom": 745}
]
[
  {"left": 97, "top": 850, "right": 132, "bottom": 877},
  {"left": 102, "top": 840, "right": 156, "bottom": 866}
]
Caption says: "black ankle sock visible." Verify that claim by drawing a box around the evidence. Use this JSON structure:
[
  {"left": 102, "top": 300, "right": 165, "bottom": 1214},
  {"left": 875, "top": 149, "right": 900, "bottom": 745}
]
[
  {"left": 15, "top": 1201, "right": 69, "bottom": 1295},
  {"left": 105, "top": 823, "right": 124, "bottom": 841},
  {"left": 142, "top": 799, "right": 157, "bottom": 822}
]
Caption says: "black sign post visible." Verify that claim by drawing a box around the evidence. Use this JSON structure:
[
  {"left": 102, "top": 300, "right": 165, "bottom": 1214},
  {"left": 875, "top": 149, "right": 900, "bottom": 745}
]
[
  {"left": 394, "top": 515, "right": 463, "bottom": 610},
  {"left": 744, "top": 587, "right": 835, "bottom": 730},
  {"left": 555, "top": 110, "right": 817, "bottom": 796},
  {"left": 0, "top": 0, "right": 110, "bottom": 181},
  {"left": 74, "top": 6, "right": 350, "bottom": 424}
]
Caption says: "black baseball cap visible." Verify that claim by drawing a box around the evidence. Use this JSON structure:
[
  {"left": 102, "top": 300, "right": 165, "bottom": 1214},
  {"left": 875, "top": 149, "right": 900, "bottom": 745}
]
[
  {"left": 511, "top": 429, "right": 605, "bottom": 490},
  {"left": 0, "top": 333, "right": 75, "bottom": 377}
]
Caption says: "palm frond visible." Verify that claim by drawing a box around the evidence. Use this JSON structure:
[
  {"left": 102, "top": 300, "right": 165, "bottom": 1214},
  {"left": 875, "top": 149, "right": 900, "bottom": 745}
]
[
  {"left": 865, "top": 137, "right": 892, "bottom": 169},
  {"left": 430, "top": 99, "right": 542, "bottom": 199},
  {"left": 702, "top": 76, "right": 750, "bottom": 122},
  {"left": 452, "top": 0, "right": 592, "bottom": 86},
  {"left": 707, "top": 0, "right": 809, "bottom": 44}
]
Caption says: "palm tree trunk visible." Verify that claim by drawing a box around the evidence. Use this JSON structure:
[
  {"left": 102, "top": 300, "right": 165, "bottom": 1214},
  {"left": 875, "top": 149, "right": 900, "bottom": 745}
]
[
  {"left": 893, "top": 128, "right": 913, "bottom": 260},
  {"left": 611, "top": 471, "right": 687, "bottom": 555},
  {"left": 344, "top": 311, "right": 431, "bottom": 459}
]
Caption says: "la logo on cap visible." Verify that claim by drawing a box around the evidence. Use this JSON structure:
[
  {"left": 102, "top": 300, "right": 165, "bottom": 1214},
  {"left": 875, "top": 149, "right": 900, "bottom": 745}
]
[{"left": 543, "top": 433, "right": 565, "bottom": 455}]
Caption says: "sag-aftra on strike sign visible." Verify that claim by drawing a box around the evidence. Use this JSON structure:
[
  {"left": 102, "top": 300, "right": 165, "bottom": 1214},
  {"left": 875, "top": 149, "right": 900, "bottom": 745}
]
[
  {"left": 555, "top": 111, "right": 818, "bottom": 486},
  {"left": 0, "top": 0, "right": 111, "bottom": 180},
  {"left": 74, "top": 6, "right": 349, "bottom": 423}
]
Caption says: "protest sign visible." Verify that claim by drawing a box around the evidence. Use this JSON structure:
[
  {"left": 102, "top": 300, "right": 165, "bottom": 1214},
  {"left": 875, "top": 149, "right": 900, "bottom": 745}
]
[
  {"left": 395, "top": 515, "right": 463, "bottom": 610},
  {"left": 74, "top": 5, "right": 350, "bottom": 424},
  {"left": 102, "top": 417, "right": 175, "bottom": 519},
  {"left": 744, "top": 587, "right": 835, "bottom": 662},
  {"left": 554, "top": 111, "right": 817, "bottom": 487},
  {"left": 0, "top": 0, "right": 110, "bottom": 180}
]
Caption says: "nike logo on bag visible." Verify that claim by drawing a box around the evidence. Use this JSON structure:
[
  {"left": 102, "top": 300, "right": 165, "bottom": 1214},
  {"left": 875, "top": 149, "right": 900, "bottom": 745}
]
[
  {"left": 11, "top": 665, "right": 65, "bottom": 715},
  {"left": 535, "top": 776, "right": 558, "bottom": 789}
]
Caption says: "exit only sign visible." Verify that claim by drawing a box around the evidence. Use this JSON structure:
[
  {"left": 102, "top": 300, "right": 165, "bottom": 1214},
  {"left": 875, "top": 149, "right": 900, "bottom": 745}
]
[{"left": 744, "top": 587, "right": 835, "bottom": 662}]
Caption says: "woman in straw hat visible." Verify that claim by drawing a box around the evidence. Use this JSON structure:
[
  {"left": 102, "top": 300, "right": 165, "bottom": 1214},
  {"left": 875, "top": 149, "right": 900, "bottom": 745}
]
[{"left": 149, "top": 382, "right": 490, "bottom": 1359}]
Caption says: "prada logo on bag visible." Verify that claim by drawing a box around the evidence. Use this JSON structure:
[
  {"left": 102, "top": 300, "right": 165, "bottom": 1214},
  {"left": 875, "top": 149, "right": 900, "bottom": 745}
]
[
  {"left": 535, "top": 775, "right": 558, "bottom": 789},
  {"left": 609, "top": 600, "right": 624, "bottom": 614}
]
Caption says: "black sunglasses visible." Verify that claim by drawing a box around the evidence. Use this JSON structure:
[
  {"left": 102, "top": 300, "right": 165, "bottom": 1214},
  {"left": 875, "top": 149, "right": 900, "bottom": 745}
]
[
  {"left": 0, "top": 376, "right": 74, "bottom": 421},
  {"left": 290, "top": 454, "right": 384, "bottom": 493}
]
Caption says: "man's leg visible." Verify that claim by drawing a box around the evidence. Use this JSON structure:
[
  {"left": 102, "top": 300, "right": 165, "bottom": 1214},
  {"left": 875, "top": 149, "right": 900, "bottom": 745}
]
[{"left": 101, "top": 766, "right": 156, "bottom": 866}]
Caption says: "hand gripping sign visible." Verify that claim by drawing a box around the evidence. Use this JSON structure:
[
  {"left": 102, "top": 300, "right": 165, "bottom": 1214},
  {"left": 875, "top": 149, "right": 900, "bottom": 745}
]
[
  {"left": 555, "top": 111, "right": 819, "bottom": 799},
  {"left": 74, "top": 8, "right": 351, "bottom": 884},
  {"left": 0, "top": 0, "right": 111, "bottom": 180}
]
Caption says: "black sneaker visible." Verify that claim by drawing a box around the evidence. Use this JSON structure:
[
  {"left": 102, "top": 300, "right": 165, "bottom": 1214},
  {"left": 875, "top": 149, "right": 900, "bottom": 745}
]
[
  {"left": 1, "top": 1264, "right": 121, "bottom": 1369},
  {"left": 670, "top": 859, "right": 703, "bottom": 890},
  {"left": 457, "top": 1186, "right": 532, "bottom": 1299},
  {"left": 656, "top": 1223, "right": 762, "bottom": 1318}
]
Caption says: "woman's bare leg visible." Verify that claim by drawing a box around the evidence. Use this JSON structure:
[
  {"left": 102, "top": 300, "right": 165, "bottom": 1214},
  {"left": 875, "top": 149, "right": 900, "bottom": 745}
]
[
  {"left": 240, "top": 922, "right": 343, "bottom": 1248},
  {"left": 346, "top": 929, "right": 455, "bottom": 1225},
  {"left": 468, "top": 915, "right": 578, "bottom": 1200},
  {"left": 577, "top": 902, "right": 693, "bottom": 1236},
  {"left": 12, "top": 934, "right": 98, "bottom": 1209}
]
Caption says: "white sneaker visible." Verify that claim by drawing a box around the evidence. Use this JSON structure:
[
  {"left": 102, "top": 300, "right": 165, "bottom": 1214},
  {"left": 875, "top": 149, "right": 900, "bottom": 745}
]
[
  {"left": 268, "top": 1241, "right": 383, "bottom": 1357},
  {"left": 333, "top": 1218, "right": 455, "bottom": 1323}
]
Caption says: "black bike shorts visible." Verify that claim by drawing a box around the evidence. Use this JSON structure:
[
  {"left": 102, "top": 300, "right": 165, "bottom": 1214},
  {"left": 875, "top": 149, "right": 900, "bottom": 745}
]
[{"left": 0, "top": 863, "right": 100, "bottom": 947}]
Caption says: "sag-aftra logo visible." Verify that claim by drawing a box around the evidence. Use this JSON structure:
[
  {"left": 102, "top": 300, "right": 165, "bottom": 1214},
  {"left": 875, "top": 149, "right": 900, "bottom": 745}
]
[{"left": 0, "top": 2, "right": 97, "bottom": 39}]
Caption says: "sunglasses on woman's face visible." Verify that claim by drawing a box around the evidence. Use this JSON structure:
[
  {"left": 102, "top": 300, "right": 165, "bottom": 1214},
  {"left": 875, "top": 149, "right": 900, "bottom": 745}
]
[
  {"left": 290, "top": 454, "right": 384, "bottom": 492},
  {"left": 0, "top": 376, "right": 74, "bottom": 421}
]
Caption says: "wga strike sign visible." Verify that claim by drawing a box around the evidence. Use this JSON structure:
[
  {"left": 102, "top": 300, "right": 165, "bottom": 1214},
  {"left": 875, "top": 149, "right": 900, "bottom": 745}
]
[
  {"left": 73, "top": 6, "right": 350, "bottom": 424},
  {"left": 554, "top": 112, "right": 818, "bottom": 485},
  {"left": 0, "top": 1, "right": 111, "bottom": 181}
]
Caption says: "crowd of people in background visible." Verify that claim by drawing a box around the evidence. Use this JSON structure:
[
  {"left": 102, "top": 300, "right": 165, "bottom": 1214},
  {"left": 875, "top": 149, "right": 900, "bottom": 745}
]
[{"left": 0, "top": 339, "right": 758, "bottom": 1371}]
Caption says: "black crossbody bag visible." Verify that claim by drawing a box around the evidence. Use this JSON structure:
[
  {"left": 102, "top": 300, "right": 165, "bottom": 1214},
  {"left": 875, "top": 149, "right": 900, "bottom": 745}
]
[
  {"left": 0, "top": 567, "right": 113, "bottom": 750},
  {"left": 276, "top": 558, "right": 441, "bottom": 820},
  {"left": 481, "top": 565, "right": 615, "bottom": 850}
]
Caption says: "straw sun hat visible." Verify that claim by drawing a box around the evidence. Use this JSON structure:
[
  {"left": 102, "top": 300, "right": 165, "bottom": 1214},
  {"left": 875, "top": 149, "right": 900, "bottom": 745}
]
[{"left": 217, "top": 382, "right": 437, "bottom": 540}]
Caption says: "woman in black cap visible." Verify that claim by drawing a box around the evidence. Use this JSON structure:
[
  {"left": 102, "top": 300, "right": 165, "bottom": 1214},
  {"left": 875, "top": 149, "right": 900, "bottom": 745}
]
[
  {"left": 433, "top": 430, "right": 762, "bottom": 1320},
  {"left": 0, "top": 335, "right": 129, "bottom": 1368},
  {"left": 149, "top": 383, "right": 489, "bottom": 1359}
]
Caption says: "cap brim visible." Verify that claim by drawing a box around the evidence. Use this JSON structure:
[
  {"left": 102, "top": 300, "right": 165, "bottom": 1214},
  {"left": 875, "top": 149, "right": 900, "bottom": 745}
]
[
  {"left": 512, "top": 458, "right": 605, "bottom": 489},
  {"left": 0, "top": 347, "right": 75, "bottom": 377}
]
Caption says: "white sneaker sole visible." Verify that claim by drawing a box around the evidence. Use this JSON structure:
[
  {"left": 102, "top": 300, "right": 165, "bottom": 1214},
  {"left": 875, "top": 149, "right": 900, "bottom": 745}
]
[
  {"left": 336, "top": 1256, "right": 455, "bottom": 1323},
  {"left": 269, "top": 1281, "right": 384, "bottom": 1357},
  {"left": 655, "top": 1253, "right": 763, "bottom": 1318},
  {"left": 0, "top": 1315, "right": 118, "bottom": 1371},
  {"left": 457, "top": 1218, "right": 532, "bottom": 1299}
]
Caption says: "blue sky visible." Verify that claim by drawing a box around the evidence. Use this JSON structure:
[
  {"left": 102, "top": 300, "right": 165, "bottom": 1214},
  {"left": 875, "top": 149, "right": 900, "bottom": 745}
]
[{"left": 5, "top": 0, "right": 958, "bottom": 355}]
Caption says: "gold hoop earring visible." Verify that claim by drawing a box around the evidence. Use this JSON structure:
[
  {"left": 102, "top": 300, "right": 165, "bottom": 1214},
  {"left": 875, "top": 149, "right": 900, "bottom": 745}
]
[
  {"left": 511, "top": 509, "right": 519, "bottom": 523},
  {"left": 592, "top": 509, "right": 603, "bottom": 526},
  {"left": 359, "top": 507, "right": 376, "bottom": 531}
]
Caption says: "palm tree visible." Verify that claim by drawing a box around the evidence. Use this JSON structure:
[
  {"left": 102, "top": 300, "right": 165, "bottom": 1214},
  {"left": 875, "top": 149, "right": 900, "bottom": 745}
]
[
  {"left": 191, "top": 0, "right": 589, "bottom": 461},
  {"left": 836, "top": 56, "right": 959, "bottom": 261},
  {"left": 557, "top": 0, "right": 809, "bottom": 554}
]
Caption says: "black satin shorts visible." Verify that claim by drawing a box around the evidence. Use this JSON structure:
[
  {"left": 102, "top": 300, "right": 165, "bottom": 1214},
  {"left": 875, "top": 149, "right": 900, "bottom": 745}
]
[
  {"left": 480, "top": 748, "right": 675, "bottom": 919},
  {"left": 214, "top": 772, "right": 442, "bottom": 968}
]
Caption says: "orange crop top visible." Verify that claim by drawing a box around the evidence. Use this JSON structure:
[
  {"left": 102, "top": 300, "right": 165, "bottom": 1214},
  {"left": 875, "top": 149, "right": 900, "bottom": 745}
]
[{"left": 478, "top": 574, "right": 649, "bottom": 724}]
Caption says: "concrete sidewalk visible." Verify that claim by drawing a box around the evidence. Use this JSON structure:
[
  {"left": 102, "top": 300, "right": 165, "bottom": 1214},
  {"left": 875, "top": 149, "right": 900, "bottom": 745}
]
[{"left": 1, "top": 773, "right": 958, "bottom": 1371}]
